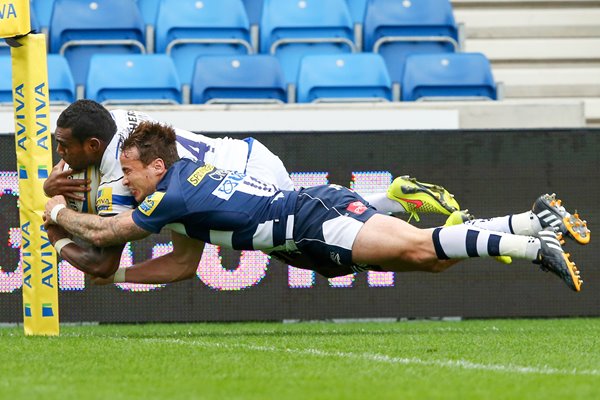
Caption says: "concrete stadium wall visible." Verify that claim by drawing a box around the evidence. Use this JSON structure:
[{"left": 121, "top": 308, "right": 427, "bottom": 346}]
[{"left": 0, "top": 102, "right": 588, "bottom": 133}]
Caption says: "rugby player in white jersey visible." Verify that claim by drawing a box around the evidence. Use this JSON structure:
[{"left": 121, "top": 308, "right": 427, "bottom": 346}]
[
  {"left": 44, "top": 122, "right": 589, "bottom": 291},
  {"left": 44, "top": 100, "right": 464, "bottom": 279}
]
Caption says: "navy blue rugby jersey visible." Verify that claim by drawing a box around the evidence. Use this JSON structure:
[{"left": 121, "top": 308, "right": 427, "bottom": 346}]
[{"left": 131, "top": 158, "right": 299, "bottom": 251}]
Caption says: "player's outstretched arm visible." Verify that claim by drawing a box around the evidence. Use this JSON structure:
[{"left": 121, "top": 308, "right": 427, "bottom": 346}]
[
  {"left": 64, "top": 245, "right": 125, "bottom": 279},
  {"left": 46, "top": 224, "right": 124, "bottom": 278},
  {"left": 45, "top": 196, "right": 150, "bottom": 247},
  {"left": 92, "top": 232, "right": 204, "bottom": 285},
  {"left": 43, "top": 160, "right": 90, "bottom": 200}
]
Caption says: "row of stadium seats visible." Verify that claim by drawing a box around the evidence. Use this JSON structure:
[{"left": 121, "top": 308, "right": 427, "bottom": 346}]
[
  {"left": 0, "top": 52, "right": 497, "bottom": 104},
  {"left": 28, "top": 0, "right": 372, "bottom": 30},
  {"left": 1, "top": 0, "right": 465, "bottom": 89}
]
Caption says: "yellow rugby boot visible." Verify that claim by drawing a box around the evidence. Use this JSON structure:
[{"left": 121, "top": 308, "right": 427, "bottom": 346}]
[
  {"left": 387, "top": 176, "right": 460, "bottom": 222},
  {"left": 444, "top": 210, "right": 473, "bottom": 226}
]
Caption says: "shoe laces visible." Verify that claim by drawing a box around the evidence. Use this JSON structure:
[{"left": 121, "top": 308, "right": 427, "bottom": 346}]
[{"left": 406, "top": 211, "right": 420, "bottom": 223}]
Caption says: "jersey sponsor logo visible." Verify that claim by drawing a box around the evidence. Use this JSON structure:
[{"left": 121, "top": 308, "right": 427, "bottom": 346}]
[
  {"left": 138, "top": 192, "right": 165, "bottom": 216},
  {"left": 96, "top": 187, "right": 113, "bottom": 213},
  {"left": 187, "top": 164, "right": 214, "bottom": 186},
  {"left": 208, "top": 169, "right": 229, "bottom": 181},
  {"left": 212, "top": 173, "right": 244, "bottom": 200},
  {"left": 347, "top": 201, "right": 368, "bottom": 215}
]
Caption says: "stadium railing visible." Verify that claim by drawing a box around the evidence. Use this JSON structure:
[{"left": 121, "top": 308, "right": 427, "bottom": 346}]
[
  {"left": 154, "top": 0, "right": 253, "bottom": 86},
  {"left": 49, "top": 0, "right": 146, "bottom": 87},
  {"left": 260, "top": 0, "right": 357, "bottom": 86},
  {"left": 364, "top": 0, "right": 462, "bottom": 88}
]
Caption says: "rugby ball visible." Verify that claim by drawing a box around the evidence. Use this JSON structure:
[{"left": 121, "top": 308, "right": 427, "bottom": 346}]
[{"left": 63, "top": 163, "right": 101, "bottom": 214}]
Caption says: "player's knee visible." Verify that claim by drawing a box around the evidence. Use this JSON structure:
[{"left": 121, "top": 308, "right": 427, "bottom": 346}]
[
  {"left": 400, "top": 245, "right": 438, "bottom": 271},
  {"left": 416, "top": 259, "right": 448, "bottom": 273},
  {"left": 426, "top": 261, "right": 451, "bottom": 273}
]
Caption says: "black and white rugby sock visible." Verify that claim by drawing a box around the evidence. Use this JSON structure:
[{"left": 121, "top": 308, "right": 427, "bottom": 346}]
[
  {"left": 464, "top": 211, "right": 543, "bottom": 236},
  {"left": 432, "top": 225, "right": 540, "bottom": 261}
]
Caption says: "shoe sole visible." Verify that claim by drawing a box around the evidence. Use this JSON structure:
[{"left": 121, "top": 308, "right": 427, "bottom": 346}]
[
  {"left": 560, "top": 252, "right": 583, "bottom": 292},
  {"left": 536, "top": 229, "right": 583, "bottom": 292},
  {"left": 563, "top": 214, "right": 591, "bottom": 245},
  {"left": 535, "top": 195, "right": 590, "bottom": 245}
]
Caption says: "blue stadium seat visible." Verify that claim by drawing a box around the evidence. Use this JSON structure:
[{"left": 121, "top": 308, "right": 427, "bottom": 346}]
[
  {"left": 47, "top": 54, "right": 76, "bottom": 104},
  {"left": 242, "top": 0, "right": 263, "bottom": 26},
  {"left": 0, "top": 42, "right": 8, "bottom": 56},
  {"left": 137, "top": 0, "right": 161, "bottom": 26},
  {"left": 401, "top": 53, "right": 497, "bottom": 101},
  {"left": 0, "top": 56, "right": 11, "bottom": 103},
  {"left": 31, "top": 0, "right": 54, "bottom": 31},
  {"left": 86, "top": 54, "right": 181, "bottom": 104},
  {"left": 296, "top": 53, "right": 392, "bottom": 103},
  {"left": 0, "top": 37, "right": 9, "bottom": 55},
  {"left": 50, "top": 0, "right": 146, "bottom": 86},
  {"left": 191, "top": 55, "right": 286, "bottom": 104},
  {"left": 260, "top": 0, "right": 356, "bottom": 83},
  {"left": 346, "top": 0, "right": 368, "bottom": 23},
  {"left": 155, "top": 0, "right": 253, "bottom": 85},
  {"left": 364, "top": 0, "right": 459, "bottom": 83},
  {"left": 0, "top": 54, "right": 76, "bottom": 104},
  {"left": 29, "top": 0, "right": 40, "bottom": 32}
]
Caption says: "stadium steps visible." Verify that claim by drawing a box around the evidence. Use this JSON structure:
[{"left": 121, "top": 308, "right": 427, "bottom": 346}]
[
  {"left": 491, "top": 68, "right": 600, "bottom": 127},
  {"left": 492, "top": 68, "right": 600, "bottom": 98},
  {"left": 452, "top": 0, "right": 600, "bottom": 126},
  {"left": 464, "top": 38, "right": 600, "bottom": 65},
  {"left": 584, "top": 98, "right": 600, "bottom": 127},
  {"left": 453, "top": 8, "right": 600, "bottom": 39},
  {"left": 452, "top": 0, "right": 600, "bottom": 8}
]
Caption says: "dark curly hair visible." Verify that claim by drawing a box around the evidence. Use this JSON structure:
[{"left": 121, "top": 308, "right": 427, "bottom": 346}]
[{"left": 56, "top": 100, "right": 116, "bottom": 143}]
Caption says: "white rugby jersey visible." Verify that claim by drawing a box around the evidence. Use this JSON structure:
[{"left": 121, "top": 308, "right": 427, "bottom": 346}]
[{"left": 97, "top": 110, "right": 252, "bottom": 215}]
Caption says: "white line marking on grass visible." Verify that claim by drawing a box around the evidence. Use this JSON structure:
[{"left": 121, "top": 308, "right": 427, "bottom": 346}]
[{"left": 139, "top": 338, "right": 600, "bottom": 377}]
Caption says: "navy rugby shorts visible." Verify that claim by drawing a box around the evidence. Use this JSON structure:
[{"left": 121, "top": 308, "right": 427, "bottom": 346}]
[{"left": 287, "top": 184, "right": 383, "bottom": 278}]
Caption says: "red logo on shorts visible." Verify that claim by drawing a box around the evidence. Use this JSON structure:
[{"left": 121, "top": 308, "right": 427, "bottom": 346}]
[{"left": 347, "top": 201, "right": 367, "bottom": 215}]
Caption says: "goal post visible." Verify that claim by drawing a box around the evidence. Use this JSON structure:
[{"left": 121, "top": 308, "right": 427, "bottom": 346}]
[{"left": 1, "top": 1, "right": 59, "bottom": 335}]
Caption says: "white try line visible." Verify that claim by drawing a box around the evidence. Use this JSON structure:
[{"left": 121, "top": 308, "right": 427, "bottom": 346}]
[{"left": 138, "top": 337, "right": 600, "bottom": 377}]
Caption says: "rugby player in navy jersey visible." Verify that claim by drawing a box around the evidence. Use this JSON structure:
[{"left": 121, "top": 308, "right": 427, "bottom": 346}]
[
  {"left": 43, "top": 100, "right": 466, "bottom": 279},
  {"left": 44, "top": 122, "right": 589, "bottom": 292}
]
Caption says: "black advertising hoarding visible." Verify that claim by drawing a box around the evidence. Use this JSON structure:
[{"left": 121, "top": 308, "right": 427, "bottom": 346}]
[{"left": 0, "top": 129, "right": 598, "bottom": 322}]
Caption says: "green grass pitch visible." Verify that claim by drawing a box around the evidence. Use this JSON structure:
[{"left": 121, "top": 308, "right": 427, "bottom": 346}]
[{"left": 1, "top": 318, "right": 599, "bottom": 399}]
